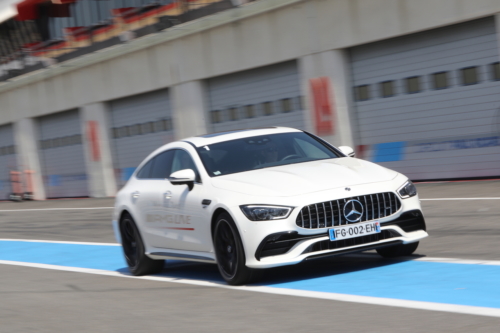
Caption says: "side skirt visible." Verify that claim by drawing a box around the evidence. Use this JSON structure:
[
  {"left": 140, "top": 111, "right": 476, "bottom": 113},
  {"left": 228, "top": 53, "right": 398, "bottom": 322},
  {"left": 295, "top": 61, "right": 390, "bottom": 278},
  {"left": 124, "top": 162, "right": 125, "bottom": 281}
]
[{"left": 148, "top": 251, "right": 216, "bottom": 264}]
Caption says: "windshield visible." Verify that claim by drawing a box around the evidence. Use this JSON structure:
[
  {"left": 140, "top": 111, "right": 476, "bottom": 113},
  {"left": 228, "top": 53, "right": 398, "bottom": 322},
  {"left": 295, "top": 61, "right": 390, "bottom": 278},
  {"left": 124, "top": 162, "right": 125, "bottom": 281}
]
[{"left": 196, "top": 132, "right": 342, "bottom": 177}]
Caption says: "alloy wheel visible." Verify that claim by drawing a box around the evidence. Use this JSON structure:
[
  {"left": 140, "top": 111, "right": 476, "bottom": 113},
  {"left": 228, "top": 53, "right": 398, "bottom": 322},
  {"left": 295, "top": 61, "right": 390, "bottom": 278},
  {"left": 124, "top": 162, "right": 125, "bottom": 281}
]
[
  {"left": 122, "top": 218, "right": 139, "bottom": 268},
  {"left": 215, "top": 219, "right": 238, "bottom": 278}
]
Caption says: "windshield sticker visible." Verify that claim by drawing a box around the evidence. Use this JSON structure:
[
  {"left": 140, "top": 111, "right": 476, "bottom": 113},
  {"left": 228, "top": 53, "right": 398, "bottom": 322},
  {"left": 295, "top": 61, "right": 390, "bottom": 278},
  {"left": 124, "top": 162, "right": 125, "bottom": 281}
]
[
  {"left": 213, "top": 171, "right": 221, "bottom": 175},
  {"left": 203, "top": 146, "right": 210, "bottom": 151}
]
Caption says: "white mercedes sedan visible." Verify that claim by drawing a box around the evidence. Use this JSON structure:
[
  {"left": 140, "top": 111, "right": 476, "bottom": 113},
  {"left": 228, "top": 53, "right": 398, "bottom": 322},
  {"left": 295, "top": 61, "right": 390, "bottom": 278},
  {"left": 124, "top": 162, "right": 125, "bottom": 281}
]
[{"left": 112, "top": 127, "right": 428, "bottom": 285}]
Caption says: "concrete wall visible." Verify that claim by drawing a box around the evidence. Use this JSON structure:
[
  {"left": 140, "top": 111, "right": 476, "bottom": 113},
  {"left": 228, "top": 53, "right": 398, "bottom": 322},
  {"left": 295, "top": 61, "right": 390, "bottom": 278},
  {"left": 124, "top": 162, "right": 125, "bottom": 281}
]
[
  {"left": 299, "top": 50, "right": 356, "bottom": 148},
  {"left": 80, "top": 103, "right": 117, "bottom": 197},
  {"left": 1, "top": 0, "right": 500, "bottom": 197},
  {"left": 171, "top": 81, "right": 210, "bottom": 139},
  {"left": 13, "top": 118, "right": 46, "bottom": 200},
  {"left": 1, "top": 0, "right": 500, "bottom": 125}
]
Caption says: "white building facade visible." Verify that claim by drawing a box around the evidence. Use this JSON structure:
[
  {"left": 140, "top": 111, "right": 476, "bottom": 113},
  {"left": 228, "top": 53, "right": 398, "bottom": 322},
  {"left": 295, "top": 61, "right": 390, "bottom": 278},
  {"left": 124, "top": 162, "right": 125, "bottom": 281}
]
[{"left": 1, "top": 0, "right": 499, "bottom": 199}]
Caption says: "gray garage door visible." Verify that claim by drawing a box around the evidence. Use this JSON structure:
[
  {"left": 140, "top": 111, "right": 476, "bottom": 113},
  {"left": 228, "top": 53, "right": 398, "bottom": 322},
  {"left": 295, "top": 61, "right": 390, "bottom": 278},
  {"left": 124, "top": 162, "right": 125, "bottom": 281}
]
[
  {"left": 351, "top": 17, "right": 500, "bottom": 180},
  {"left": 109, "top": 89, "right": 174, "bottom": 188},
  {"left": 207, "top": 61, "right": 305, "bottom": 133},
  {"left": 0, "top": 124, "right": 17, "bottom": 200},
  {"left": 38, "top": 110, "right": 89, "bottom": 198}
]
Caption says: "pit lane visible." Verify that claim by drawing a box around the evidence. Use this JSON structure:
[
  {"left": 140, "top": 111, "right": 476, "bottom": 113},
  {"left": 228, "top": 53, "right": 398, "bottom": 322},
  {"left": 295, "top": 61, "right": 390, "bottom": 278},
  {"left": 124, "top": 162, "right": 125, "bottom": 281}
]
[{"left": 0, "top": 180, "right": 499, "bottom": 331}]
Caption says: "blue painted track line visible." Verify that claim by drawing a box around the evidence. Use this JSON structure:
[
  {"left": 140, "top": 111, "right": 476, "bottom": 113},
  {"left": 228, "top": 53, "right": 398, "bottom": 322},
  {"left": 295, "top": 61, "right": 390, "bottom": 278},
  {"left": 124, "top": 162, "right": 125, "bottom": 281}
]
[
  {"left": 0, "top": 240, "right": 127, "bottom": 271},
  {"left": 266, "top": 261, "right": 500, "bottom": 309},
  {"left": 1, "top": 240, "right": 499, "bottom": 310}
]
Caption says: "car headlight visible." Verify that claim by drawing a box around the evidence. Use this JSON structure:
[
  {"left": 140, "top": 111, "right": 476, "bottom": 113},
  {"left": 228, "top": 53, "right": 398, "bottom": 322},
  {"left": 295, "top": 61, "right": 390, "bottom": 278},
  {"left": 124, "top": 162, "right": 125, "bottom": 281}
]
[
  {"left": 240, "top": 205, "right": 294, "bottom": 221},
  {"left": 398, "top": 180, "right": 417, "bottom": 199}
]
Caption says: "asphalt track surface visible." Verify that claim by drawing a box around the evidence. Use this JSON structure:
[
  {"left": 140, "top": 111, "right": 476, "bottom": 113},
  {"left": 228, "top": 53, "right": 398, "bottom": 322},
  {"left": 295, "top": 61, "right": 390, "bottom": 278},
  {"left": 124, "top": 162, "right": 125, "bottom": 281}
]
[{"left": 0, "top": 180, "right": 499, "bottom": 332}]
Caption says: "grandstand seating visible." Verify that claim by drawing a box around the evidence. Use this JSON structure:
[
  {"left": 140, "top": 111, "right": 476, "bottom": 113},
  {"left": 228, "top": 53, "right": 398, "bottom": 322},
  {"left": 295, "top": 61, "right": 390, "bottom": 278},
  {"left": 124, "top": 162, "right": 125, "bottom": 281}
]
[{"left": 1, "top": 0, "right": 241, "bottom": 81}]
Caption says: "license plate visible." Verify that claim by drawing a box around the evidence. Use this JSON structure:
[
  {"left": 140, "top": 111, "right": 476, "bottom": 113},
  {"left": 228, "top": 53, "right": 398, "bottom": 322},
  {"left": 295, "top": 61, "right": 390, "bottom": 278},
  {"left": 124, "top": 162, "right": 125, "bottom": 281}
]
[{"left": 329, "top": 221, "right": 381, "bottom": 241}]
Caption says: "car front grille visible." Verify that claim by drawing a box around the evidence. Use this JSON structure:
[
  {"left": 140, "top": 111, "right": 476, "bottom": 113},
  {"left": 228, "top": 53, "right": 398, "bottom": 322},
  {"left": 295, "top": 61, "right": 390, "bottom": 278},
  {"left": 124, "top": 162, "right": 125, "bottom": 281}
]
[{"left": 296, "top": 192, "right": 401, "bottom": 229}]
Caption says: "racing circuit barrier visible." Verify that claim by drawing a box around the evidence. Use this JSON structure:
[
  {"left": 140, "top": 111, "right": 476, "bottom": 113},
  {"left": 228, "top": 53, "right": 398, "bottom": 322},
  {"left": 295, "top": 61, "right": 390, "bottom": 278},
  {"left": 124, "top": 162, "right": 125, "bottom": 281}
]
[{"left": 8, "top": 170, "right": 34, "bottom": 202}]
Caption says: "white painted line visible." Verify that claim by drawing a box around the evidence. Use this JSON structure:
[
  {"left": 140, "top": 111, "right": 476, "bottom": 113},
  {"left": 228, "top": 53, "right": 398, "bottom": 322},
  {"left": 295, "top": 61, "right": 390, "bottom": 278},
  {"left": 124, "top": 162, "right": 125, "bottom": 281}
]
[
  {"left": 0, "top": 259, "right": 499, "bottom": 318},
  {"left": 0, "top": 207, "right": 114, "bottom": 212},
  {"left": 345, "top": 253, "right": 500, "bottom": 266},
  {"left": 422, "top": 197, "right": 500, "bottom": 201},
  {"left": 411, "top": 257, "right": 500, "bottom": 266},
  {"left": 0, "top": 239, "right": 119, "bottom": 246},
  {"left": 245, "top": 287, "right": 500, "bottom": 318}
]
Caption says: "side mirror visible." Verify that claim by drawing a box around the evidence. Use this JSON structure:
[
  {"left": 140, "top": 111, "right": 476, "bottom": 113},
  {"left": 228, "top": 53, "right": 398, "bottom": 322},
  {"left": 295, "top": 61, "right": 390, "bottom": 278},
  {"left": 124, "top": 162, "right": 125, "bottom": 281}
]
[
  {"left": 169, "top": 169, "right": 196, "bottom": 190},
  {"left": 338, "top": 146, "right": 355, "bottom": 157}
]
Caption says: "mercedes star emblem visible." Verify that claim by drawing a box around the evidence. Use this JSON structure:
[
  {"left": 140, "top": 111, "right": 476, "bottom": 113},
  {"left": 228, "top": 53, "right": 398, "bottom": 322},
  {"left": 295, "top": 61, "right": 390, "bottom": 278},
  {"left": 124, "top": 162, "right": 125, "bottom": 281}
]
[{"left": 343, "top": 199, "right": 364, "bottom": 223}]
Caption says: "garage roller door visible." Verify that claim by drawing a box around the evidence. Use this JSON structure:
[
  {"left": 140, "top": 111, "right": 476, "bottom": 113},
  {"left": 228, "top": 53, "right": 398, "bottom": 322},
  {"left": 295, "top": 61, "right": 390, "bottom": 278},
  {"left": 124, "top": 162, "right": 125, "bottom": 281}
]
[
  {"left": 38, "top": 110, "right": 89, "bottom": 198},
  {"left": 0, "top": 124, "right": 17, "bottom": 200},
  {"left": 351, "top": 17, "right": 500, "bottom": 180},
  {"left": 109, "top": 89, "right": 174, "bottom": 188},
  {"left": 207, "top": 61, "right": 304, "bottom": 133}
]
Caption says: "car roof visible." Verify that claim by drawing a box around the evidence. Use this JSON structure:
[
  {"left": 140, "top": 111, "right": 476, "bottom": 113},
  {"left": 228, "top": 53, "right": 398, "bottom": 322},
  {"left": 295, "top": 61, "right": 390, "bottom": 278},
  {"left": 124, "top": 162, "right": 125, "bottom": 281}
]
[{"left": 183, "top": 127, "right": 303, "bottom": 147}]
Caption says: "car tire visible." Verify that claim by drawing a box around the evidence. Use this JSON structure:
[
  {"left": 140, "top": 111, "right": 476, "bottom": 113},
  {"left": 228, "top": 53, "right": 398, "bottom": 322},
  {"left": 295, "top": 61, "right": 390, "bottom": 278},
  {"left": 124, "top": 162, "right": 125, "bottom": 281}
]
[
  {"left": 213, "top": 212, "right": 261, "bottom": 285},
  {"left": 120, "top": 213, "right": 164, "bottom": 276},
  {"left": 376, "top": 241, "right": 419, "bottom": 258}
]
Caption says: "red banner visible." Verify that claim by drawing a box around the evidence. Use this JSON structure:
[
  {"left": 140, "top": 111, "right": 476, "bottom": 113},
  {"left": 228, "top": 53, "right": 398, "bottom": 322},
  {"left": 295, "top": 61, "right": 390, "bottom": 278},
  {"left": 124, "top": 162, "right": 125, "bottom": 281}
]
[
  {"left": 310, "top": 77, "right": 335, "bottom": 136},
  {"left": 87, "top": 121, "right": 101, "bottom": 162},
  {"left": 16, "top": 0, "right": 75, "bottom": 21}
]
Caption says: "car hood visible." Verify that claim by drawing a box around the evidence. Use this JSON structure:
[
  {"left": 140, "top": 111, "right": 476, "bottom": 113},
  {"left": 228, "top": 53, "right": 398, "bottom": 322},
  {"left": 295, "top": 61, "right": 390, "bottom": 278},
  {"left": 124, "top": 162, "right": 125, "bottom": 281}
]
[{"left": 210, "top": 158, "right": 398, "bottom": 197}]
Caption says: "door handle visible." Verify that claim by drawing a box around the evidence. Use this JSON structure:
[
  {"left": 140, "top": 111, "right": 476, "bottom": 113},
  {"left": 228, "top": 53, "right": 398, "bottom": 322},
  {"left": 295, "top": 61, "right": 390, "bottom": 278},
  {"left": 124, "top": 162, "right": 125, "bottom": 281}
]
[
  {"left": 132, "top": 191, "right": 140, "bottom": 199},
  {"left": 163, "top": 191, "right": 172, "bottom": 207}
]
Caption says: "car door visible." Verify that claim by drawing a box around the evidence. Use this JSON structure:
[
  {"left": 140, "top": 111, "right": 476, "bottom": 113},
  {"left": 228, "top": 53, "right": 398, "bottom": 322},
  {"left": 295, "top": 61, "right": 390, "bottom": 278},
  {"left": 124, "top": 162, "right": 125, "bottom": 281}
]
[{"left": 158, "top": 148, "right": 212, "bottom": 252}]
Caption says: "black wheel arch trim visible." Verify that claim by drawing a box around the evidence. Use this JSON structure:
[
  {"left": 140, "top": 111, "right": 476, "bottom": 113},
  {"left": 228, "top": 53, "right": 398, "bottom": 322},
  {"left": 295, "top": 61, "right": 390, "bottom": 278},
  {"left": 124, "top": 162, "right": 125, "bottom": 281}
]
[
  {"left": 118, "top": 209, "right": 147, "bottom": 247},
  {"left": 210, "top": 207, "right": 242, "bottom": 239}
]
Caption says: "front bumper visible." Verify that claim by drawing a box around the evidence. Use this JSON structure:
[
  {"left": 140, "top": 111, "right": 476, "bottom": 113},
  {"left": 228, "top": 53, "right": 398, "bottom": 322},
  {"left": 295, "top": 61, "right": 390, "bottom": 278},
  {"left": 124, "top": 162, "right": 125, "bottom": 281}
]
[{"left": 242, "top": 204, "right": 427, "bottom": 269}]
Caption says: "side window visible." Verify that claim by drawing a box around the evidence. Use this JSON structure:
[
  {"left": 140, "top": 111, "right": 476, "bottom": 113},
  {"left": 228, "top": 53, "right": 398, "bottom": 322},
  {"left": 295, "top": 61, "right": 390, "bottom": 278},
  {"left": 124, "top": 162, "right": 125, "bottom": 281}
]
[
  {"left": 380, "top": 80, "right": 395, "bottom": 98},
  {"left": 461, "top": 66, "right": 478, "bottom": 85},
  {"left": 433, "top": 71, "right": 448, "bottom": 90},
  {"left": 171, "top": 150, "right": 201, "bottom": 183},
  {"left": 294, "top": 138, "right": 330, "bottom": 159},
  {"left": 136, "top": 159, "right": 154, "bottom": 179},
  {"left": 354, "top": 85, "right": 370, "bottom": 101},
  {"left": 405, "top": 76, "right": 420, "bottom": 94},
  {"left": 150, "top": 150, "right": 175, "bottom": 179}
]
